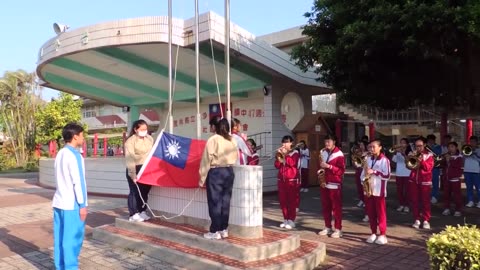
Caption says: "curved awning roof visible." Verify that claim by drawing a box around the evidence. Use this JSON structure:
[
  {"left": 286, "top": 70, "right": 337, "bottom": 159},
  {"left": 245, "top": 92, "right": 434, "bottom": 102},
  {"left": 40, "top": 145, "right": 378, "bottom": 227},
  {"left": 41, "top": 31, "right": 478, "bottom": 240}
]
[{"left": 36, "top": 12, "right": 329, "bottom": 107}]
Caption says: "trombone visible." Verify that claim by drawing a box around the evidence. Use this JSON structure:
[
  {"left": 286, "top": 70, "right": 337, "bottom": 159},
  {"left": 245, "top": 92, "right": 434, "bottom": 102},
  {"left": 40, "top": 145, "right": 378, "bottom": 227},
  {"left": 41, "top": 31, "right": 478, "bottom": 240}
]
[
  {"left": 388, "top": 145, "right": 404, "bottom": 154},
  {"left": 462, "top": 144, "right": 473, "bottom": 156}
]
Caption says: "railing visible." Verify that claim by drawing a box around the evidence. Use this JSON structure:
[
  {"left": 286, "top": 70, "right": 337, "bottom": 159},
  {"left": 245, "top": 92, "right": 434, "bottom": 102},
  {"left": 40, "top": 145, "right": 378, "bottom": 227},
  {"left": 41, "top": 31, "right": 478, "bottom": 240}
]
[
  {"left": 247, "top": 131, "right": 271, "bottom": 157},
  {"left": 354, "top": 105, "right": 440, "bottom": 124}
]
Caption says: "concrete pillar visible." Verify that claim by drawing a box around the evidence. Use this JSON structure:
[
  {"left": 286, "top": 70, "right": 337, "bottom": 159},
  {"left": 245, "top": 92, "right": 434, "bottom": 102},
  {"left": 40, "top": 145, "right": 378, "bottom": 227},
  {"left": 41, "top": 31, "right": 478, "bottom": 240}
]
[{"left": 127, "top": 106, "right": 140, "bottom": 135}]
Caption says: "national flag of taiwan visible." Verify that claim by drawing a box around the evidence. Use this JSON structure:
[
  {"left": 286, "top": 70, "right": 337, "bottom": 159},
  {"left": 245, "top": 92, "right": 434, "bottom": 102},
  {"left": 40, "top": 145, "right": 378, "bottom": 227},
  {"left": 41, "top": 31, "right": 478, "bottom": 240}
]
[{"left": 137, "top": 131, "right": 206, "bottom": 188}]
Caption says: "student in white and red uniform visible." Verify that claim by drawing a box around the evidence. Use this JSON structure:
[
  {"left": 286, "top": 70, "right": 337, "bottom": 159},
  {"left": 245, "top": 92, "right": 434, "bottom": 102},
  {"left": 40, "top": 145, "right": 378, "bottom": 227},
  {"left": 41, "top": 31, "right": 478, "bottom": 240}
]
[
  {"left": 231, "top": 118, "right": 253, "bottom": 165},
  {"left": 440, "top": 142, "right": 464, "bottom": 217},
  {"left": 317, "top": 134, "right": 346, "bottom": 238},
  {"left": 409, "top": 137, "right": 435, "bottom": 230},
  {"left": 361, "top": 140, "right": 391, "bottom": 245},
  {"left": 246, "top": 139, "right": 260, "bottom": 165},
  {"left": 391, "top": 138, "right": 413, "bottom": 213},
  {"left": 274, "top": 135, "right": 300, "bottom": 230}
]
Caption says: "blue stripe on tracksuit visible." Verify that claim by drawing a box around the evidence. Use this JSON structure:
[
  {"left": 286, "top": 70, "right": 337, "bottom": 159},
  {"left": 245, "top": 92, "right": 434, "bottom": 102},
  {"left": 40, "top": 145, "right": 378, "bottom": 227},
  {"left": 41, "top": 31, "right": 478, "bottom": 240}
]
[{"left": 54, "top": 146, "right": 87, "bottom": 270}]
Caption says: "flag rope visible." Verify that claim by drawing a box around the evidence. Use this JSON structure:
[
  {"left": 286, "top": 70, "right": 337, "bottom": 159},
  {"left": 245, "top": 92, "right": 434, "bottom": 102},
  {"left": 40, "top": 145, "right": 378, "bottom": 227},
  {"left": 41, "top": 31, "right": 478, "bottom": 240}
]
[
  {"left": 135, "top": 183, "right": 201, "bottom": 220},
  {"left": 210, "top": 38, "right": 224, "bottom": 119}
]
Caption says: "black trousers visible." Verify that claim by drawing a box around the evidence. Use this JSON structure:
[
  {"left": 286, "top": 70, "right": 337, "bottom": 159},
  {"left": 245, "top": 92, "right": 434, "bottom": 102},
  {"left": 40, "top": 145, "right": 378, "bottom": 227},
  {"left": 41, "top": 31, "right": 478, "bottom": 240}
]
[
  {"left": 206, "top": 167, "right": 235, "bottom": 233},
  {"left": 126, "top": 165, "right": 152, "bottom": 216}
]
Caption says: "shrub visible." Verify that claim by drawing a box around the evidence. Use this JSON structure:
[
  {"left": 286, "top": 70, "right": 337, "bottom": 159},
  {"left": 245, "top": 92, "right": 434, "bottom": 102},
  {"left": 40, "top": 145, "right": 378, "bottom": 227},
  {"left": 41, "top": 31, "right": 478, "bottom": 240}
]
[{"left": 427, "top": 225, "right": 480, "bottom": 270}]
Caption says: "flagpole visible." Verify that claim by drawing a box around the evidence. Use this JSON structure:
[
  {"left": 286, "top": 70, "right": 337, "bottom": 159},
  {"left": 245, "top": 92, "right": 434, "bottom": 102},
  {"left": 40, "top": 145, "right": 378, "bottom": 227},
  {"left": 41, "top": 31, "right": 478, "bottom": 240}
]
[
  {"left": 195, "top": 0, "right": 201, "bottom": 139},
  {"left": 225, "top": 0, "right": 231, "bottom": 132},
  {"left": 168, "top": 0, "right": 174, "bottom": 134}
]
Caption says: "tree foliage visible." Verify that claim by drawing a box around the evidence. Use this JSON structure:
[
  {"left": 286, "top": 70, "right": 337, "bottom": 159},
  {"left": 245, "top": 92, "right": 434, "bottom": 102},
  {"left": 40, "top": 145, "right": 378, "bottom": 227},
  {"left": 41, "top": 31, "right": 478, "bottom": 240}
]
[
  {"left": 35, "top": 92, "right": 85, "bottom": 145},
  {"left": 291, "top": 0, "right": 480, "bottom": 109},
  {"left": 0, "top": 70, "right": 42, "bottom": 167}
]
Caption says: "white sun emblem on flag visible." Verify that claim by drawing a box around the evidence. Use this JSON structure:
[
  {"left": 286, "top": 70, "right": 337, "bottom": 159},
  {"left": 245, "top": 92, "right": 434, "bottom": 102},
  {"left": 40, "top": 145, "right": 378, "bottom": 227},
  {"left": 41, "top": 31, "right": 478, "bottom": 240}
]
[{"left": 165, "top": 140, "right": 181, "bottom": 159}]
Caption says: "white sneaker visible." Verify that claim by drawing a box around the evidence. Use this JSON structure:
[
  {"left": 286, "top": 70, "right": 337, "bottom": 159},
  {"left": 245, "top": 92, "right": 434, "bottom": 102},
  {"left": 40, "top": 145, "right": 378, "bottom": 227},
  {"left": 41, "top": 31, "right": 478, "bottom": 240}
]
[
  {"left": 285, "top": 220, "right": 295, "bottom": 230},
  {"left": 203, "top": 232, "right": 221, "bottom": 240},
  {"left": 303, "top": 188, "right": 309, "bottom": 192},
  {"left": 318, "top": 228, "right": 333, "bottom": 236},
  {"left": 412, "top": 220, "right": 421, "bottom": 229},
  {"left": 431, "top": 197, "right": 438, "bottom": 204},
  {"left": 454, "top": 211, "right": 462, "bottom": 217},
  {"left": 366, "top": 234, "right": 377, "bottom": 243},
  {"left": 476, "top": 202, "right": 480, "bottom": 208},
  {"left": 287, "top": 220, "right": 296, "bottom": 228},
  {"left": 403, "top": 207, "right": 410, "bottom": 213},
  {"left": 128, "top": 213, "right": 144, "bottom": 222},
  {"left": 279, "top": 220, "right": 287, "bottom": 228},
  {"left": 396, "top": 206, "right": 404, "bottom": 212},
  {"left": 330, "top": 229, "right": 343, "bottom": 238},
  {"left": 300, "top": 188, "right": 305, "bottom": 192},
  {"left": 219, "top": 229, "right": 228, "bottom": 238},
  {"left": 362, "top": 215, "right": 369, "bottom": 222},
  {"left": 466, "top": 201, "right": 475, "bottom": 208},
  {"left": 375, "top": 235, "right": 388, "bottom": 245},
  {"left": 139, "top": 211, "right": 151, "bottom": 221},
  {"left": 423, "top": 221, "right": 431, "bottom": 230},
  {"left": 442, "top": 209, "right": 451, "bottom": 216},
  {"left": 357, "top": 201, "right": 364, "bottom": 207}
]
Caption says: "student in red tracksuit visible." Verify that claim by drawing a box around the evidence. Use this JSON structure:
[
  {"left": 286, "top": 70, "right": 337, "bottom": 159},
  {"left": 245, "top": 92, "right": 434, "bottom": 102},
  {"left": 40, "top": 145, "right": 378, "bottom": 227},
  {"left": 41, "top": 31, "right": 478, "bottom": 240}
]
[
  {"left": 317, "top": 134, "right": 346, "bottom": 238},
  {"left": 440, "top": 142, "right": 464, "bottom": 217},
  {"left": 361, "top": 140, "right": 391, "bottom": 245},
  {"left": 408, "top": 137, "right": 435, "bottom": 230},
  {"left": 274, "top": 135, "right": 300, "bottom": 230}
]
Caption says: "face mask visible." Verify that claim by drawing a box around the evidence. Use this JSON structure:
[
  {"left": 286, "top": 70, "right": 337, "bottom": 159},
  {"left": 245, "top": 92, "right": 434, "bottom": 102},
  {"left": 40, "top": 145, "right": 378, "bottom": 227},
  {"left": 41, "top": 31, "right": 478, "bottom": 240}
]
[{"left": 137, "top": 130, "right": 148, "bottom": 137}]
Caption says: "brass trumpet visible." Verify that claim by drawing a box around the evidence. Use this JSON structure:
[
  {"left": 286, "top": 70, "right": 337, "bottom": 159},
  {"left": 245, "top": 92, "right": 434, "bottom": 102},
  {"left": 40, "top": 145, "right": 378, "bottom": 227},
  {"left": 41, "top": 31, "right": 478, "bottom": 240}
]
[
  {"left": 406, "top": 151, "right": 423, "bottom": 170},
  {"left": 462, "top": 144, "right": 473, "bottom": 156},
  {"left": 275, "top": 142, "right": 304, "bottom": 163}
]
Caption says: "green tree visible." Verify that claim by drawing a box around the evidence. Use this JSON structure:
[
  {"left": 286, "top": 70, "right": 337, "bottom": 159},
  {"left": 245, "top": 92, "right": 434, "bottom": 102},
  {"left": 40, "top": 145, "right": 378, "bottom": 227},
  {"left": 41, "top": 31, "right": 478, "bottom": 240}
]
[
  {"left": 0, "top": 70, "right": 42, "bottom": 167},
  {"left": 291, "top": 0, "right": 480, "bottom": 109},
  {"left": 35, "top": 92, "right": 85, "bottom": 146}
]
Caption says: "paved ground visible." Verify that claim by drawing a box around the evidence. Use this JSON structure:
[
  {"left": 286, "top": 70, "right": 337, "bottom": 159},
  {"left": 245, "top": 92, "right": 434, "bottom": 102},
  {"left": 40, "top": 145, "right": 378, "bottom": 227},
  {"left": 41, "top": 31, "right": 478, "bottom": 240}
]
[{"left": 0, "top": 172, "right": 479, "bottom": 269}]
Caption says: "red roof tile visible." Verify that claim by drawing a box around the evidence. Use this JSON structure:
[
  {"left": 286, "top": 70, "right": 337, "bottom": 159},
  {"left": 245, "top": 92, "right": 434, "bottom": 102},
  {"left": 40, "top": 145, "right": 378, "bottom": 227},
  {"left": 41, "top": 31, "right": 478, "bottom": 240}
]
[
  {"left": 96, "top": 115, "right": 126, "bottom": 125},
  {"left": 141, "top": 110, "right": 160, "bottom": 122}
]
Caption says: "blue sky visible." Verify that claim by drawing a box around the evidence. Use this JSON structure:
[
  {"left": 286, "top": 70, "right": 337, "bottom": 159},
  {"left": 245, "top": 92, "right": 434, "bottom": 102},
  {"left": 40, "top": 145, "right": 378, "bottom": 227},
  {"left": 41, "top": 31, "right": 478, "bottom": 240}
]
[{"left": 0, "top": 0, "right": 314, "bottom": 100}]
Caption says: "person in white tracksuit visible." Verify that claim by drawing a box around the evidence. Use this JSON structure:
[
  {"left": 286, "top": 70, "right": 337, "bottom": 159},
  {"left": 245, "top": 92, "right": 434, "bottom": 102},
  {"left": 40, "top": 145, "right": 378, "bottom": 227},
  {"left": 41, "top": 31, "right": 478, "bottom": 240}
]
[{"left": 52, "top": 123, "right": 88, "bottom": 270}]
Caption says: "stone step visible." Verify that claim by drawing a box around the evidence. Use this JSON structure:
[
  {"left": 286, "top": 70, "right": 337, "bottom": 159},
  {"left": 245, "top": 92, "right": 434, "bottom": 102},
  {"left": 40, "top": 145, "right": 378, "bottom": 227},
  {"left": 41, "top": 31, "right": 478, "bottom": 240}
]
[
  {"left": 93, "top": 223, "right": 325, "bottom": 270},
  {"left": 114, "top": 218, "right": 299, "bottom": 262}
]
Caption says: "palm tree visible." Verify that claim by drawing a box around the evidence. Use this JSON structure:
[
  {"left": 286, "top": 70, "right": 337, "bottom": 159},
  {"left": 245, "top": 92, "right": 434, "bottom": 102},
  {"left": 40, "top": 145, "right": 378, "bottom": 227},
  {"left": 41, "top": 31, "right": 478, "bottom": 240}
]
[{"left": 0, "top": 70, "right": 42, "bottom": 167}]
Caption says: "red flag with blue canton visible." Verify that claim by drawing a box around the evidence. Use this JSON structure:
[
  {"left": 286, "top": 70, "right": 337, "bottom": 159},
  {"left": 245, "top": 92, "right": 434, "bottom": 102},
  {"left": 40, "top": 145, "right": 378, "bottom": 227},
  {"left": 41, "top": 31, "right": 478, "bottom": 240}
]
[{"left": 137, "top": 131, "right": 206, "bottom": 187}]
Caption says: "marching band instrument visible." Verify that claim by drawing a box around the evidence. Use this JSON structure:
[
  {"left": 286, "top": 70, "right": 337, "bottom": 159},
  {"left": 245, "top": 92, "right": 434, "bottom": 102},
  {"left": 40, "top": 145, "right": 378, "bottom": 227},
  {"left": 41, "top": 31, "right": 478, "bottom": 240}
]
[
  {"left": 351, "top": 146, "right": 362, "bottom": 168},
  {"left": 406, "top": 151, "right": 423, "bottom": 170},
  {"left": 462, "top": 144, "right": 473, "bottom": 156},
  {"left": 388, "top": 145, "right": 403, "bottom": 154},
  {"left": 362, "top": 154, "right": 373, "bottom": 197},
  {"left": 275, "top": 142, "right": 304, "bottom": 163},
  {"left": 425, "top": 145, "right": 443, "bottom": 168},
  {"left": 318, "top": 148, "right": 326, "bottom": 188}
]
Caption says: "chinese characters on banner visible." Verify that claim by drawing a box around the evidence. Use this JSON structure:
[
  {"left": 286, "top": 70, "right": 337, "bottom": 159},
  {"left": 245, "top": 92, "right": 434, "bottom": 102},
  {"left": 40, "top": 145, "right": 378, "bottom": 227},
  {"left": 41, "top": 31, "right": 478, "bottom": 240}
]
[{"left": 172, "top": 106, "right": 264, "bottom": 133}]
